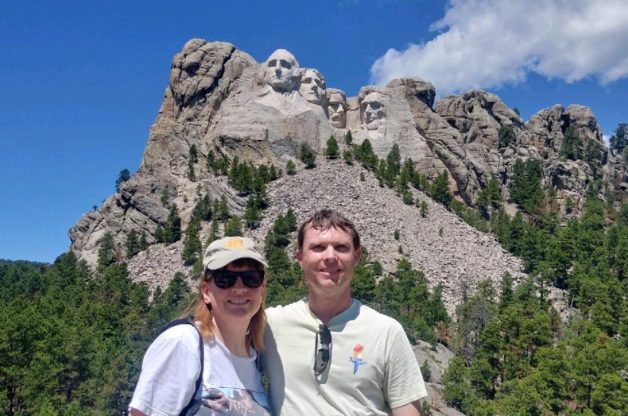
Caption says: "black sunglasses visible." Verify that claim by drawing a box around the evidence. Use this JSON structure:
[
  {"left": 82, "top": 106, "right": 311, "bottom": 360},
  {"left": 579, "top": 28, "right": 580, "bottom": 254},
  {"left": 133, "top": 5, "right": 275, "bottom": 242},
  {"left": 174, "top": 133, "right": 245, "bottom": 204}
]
[
  {"left": 314, "top": 324, "right": 332, "bottom": 376},
  {"left": 209, "top": 269, "right": 265, "bottom": 289}
]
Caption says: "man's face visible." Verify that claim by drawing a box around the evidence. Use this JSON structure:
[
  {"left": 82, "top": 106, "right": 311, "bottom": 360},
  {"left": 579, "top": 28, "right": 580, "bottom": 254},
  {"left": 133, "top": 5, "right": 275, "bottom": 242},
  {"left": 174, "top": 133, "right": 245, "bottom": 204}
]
[
  {"left": 296, "top": 226, "right": 361, "bottom": 297},
  {"left": 328, "top": 92, "right": 347, "bottom": 128},
  {"left": 265, "top": 49, "right": 299, "bottom": 92},
  {"left": 361, "top": 92, "right": 386, "bottom": 130},
  {"left": 299, "top": 69, "right": 326, "bottom": 105}
]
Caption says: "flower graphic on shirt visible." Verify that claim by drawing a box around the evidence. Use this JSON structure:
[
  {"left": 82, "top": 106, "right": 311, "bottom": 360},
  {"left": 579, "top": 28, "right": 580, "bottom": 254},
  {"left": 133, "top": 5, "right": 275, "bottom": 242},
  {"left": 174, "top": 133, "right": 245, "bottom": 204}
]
[{"left": 349, "top": 343, "right": 367, "bottom": 374}]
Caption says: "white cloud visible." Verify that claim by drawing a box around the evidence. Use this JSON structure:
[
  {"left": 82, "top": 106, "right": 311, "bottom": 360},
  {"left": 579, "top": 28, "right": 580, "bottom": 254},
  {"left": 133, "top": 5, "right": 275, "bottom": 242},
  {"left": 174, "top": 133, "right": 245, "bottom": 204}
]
[{"left": 370, "top": 0, "right": 628, "bottom": 95}]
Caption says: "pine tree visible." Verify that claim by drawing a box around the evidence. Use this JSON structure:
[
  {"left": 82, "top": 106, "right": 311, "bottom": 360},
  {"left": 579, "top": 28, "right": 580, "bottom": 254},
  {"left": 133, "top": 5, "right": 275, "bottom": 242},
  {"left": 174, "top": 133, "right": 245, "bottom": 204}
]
[
  {"left": 115, "top": 169, "right": 130, "bottom": 193},
  {"left": 325, "top": 135, "right": 339, "bottom": 159},
  {"left": 300, "top": 144, "right": 316, "bottom": 169},
  {"left": 162, "top": 204, "right": 182, "bottom": 244},
  {"left": 224, "top": 216, "right": 243, "bottom": 236},
  {"left": 286, "top": 159, "right": 296, "bottom": 175},
  {"left": 561, "top": 126, "right": 582, "bottom": 160},
  {"left": 609, "top": 122, "right": 627, "bottom": 155},
  {"left": 420, "top": 200, "right": 428, "bottom": 218},
  {"left": 343, "top": 149, "right": 353, "bottom": 165},
  {"left": 345, "top": 130, "right": 353, "bottom": 145},
  {"left": 97, "top": 231, "right": 116, "bottom": 271},
  {"left": 431, "top": 171, "right": 452, "bottom": 208},
  {"left": 125, "top": 229, "right": 141, "bottom": 259},
  {"left": 206, "top": 218, "right": 220, "bottom": 245},
  {"left": 244, "top": 196, "right": 262, "bottom": 229},
  {"left": 498, "top": 124, "right": 515, "bottom": 148},
  {"left": 181, "top": 217, "right": 202, "bottom": 266}
]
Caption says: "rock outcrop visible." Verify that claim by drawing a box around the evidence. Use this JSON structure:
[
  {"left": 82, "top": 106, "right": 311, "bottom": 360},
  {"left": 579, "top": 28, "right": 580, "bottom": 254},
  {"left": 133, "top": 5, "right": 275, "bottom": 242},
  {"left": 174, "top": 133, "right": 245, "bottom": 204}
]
[{"left": 69, "top": 39, "right": 624, "bottom": 314}]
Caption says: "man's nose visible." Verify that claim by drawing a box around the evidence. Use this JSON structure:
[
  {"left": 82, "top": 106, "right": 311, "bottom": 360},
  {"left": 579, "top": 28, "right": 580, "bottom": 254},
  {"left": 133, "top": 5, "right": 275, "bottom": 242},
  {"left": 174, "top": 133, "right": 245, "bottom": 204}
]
[{"left": 322, "top": 246, "right": 338, "bottom": 261}]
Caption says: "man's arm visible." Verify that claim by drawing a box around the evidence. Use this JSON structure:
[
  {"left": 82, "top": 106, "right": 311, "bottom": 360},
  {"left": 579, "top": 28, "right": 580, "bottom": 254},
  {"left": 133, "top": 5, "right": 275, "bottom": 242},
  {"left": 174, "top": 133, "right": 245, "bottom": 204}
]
[{"left": 392, "top": 401, "right": 423, "bottom": 416}]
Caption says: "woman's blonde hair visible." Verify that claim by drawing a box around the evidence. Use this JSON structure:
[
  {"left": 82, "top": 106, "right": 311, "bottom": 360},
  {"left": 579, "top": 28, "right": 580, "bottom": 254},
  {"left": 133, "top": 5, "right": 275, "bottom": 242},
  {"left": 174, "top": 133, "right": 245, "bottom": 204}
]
[{"left": 182, "top": 258, "right": 266, "bottom": 351}]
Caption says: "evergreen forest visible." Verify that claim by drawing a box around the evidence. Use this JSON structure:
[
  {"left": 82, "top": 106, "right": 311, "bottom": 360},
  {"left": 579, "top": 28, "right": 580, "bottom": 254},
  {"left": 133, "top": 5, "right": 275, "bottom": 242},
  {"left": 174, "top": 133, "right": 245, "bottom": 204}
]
[{"left": 2, "top": 129, "right": 627, "bottom": 415}]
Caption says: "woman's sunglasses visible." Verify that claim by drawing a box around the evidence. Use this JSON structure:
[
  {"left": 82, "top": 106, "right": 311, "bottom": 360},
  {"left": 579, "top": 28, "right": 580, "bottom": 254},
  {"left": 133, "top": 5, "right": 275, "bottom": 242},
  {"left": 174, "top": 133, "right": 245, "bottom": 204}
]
[{"left": 208, "top": 269, "right": 265, "bottom": 289}]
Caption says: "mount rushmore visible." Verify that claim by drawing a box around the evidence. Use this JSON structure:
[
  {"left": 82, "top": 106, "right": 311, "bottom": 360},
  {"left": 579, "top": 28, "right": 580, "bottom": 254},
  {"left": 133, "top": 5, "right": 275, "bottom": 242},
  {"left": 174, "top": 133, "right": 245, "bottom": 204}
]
[{"left": 68, "top": 39, "right": 624, "bottom": 309}]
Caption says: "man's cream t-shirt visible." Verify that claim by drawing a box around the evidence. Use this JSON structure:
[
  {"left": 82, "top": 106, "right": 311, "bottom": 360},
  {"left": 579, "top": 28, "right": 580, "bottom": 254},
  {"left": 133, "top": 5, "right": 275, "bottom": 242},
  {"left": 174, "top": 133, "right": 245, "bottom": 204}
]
[{"left": 263, "top": 299, "right": 427, "bottom": 415}]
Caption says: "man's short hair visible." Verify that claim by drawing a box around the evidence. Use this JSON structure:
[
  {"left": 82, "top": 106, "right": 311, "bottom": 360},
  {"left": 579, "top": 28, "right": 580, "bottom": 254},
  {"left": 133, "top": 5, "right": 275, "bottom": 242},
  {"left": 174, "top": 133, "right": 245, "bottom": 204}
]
[{"left": 297, "top": 209, "right": 361, "bottom": 250}]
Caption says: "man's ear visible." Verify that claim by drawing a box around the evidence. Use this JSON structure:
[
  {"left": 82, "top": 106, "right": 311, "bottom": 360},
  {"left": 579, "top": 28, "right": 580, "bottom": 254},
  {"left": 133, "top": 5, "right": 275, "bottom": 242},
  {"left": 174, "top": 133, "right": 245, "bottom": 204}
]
[
  {"left": 295, "top": 249, "right": 303, "bottom": 265},
  {"left": 354, "top": 246, "right": 362, "bottom": 265}
]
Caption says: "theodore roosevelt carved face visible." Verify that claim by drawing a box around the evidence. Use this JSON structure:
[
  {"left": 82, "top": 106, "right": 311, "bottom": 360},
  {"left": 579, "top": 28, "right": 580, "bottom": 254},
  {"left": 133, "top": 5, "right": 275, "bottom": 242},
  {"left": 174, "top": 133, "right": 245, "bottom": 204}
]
[
  {"left": 327, "top": 88, "right": 347, "bottom": 128},
  {"left": 299, "top": 69, "right": 326, "bottom": 105},
  {"left": 265, "top": 49, "right": 300, "bottom": 93},
  {"left": 360, "top": 92, "right": 386, "bottom": 131}
]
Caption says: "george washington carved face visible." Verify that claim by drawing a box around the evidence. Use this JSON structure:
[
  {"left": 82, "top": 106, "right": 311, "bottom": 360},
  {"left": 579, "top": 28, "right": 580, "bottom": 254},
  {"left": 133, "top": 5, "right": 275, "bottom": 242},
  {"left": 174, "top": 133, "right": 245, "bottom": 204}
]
[{"left": 265, "top": 49, "right": 300, "bottom": 93}]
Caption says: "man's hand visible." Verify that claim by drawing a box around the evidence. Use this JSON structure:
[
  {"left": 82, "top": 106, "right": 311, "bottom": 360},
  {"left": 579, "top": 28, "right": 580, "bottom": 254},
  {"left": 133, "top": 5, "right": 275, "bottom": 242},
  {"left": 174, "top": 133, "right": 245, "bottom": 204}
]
[{"left": 392, "top": 401, "right": 423, "bottom": 416}]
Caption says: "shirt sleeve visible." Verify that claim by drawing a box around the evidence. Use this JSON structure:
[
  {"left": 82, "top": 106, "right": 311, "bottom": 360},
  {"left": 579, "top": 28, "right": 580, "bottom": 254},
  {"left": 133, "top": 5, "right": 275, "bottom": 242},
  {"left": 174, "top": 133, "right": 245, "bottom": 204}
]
[
  {"left": 129, "top": 325, "right": 202, "bottom": 416},
  {"left": 384, "top": 322, "right": 428, "bottom": 409}
]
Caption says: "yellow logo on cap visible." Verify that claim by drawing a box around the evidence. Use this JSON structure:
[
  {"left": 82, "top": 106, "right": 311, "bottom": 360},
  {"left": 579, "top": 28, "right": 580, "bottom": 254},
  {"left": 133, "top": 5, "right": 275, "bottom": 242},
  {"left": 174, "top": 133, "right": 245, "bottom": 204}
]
[{"left": 226, "top": 237, "right": 245, "bottom": 249}]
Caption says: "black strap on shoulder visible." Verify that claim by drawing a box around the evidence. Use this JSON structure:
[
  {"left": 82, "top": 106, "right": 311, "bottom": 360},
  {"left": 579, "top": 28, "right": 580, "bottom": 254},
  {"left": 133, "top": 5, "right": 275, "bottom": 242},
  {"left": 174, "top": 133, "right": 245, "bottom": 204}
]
[{"left": 159, "top": 316, "right": 204, "bottom": 416}]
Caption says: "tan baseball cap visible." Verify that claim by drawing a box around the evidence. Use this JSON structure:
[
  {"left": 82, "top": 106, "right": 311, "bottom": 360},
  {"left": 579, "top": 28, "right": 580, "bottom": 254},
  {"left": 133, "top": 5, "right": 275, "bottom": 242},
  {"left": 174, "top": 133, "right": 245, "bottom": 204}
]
[{"left": 202, "top": 236, "right": 268, "bottom": 271}]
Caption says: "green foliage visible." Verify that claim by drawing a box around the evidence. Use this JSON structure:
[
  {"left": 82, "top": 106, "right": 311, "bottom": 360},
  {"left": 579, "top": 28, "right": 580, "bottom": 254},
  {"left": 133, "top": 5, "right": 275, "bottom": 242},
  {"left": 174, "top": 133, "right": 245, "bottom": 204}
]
[
  {"left": 343, "top": 149, "right": 353, "bottom": 165},
  {"left": 160, "top": 185, "right": 172, "bottom": 207},
  {"left": 215, "top": 196, "right": 230, "bottom": 222},
  {"left": 430, "top": 171, "right": 452, "bottom": 208},
  {"left": 344, "top": 130, "right": 353, "bottom": 145},
  {"left": 228, "top": 157, "right": 253, "bottom": 195},
  {"left": 206, "top": 218, "right": 220, "bottom": 246},
  {"left": 609, "top": 122, "right": 627, "bottom": 155},
  {"left": 420, "top": 200, "right": 428, "bottom": 218},
  {"left": 561, "top": 126, "right": 583, "bottom": 160},
  {"left": 325, "top": 135, "right": 339, "bottom": 159},
  {"left": 0, "top": 254, "right": 191, "bottom": 415},
  {"left": 155, "top": 204, "right": 182, "bottom": 244},
  {"left": 97, "top": 231, "right": 116, "bottom": 272},
  {"left": 181, "top": 217, "right": 202, "bottom": 268},
  {"left": 420, "top": 360, "right": 432, "bottom": 382},
  {"left": 286, "top": 159, "right": 296, "bottom": 175},
  {"left": 224, "top": 215, "right": 243, "bottom": 237},
  {"left": 374, "top": 259, "right": 450, "bottom": 344},
  {"left": 300, "top": 143, "right": 316, "bottom": 169},
  {"left": 207, "top": 150, "right": 230, "bottom": 176},
  {"left": 477, "top": 176, "right": 502, "bottom": 219},
  {"left": 510, "top": 158, "right": 544, "bottom": 213},
  {"left": 264, "top": 213, "right": 306, "bottom": 306},
  {"left": 353, "top": 139, "right": 378, "bottom": 170},
  {"left": 125, "top": 229, "right": 141, "bottom": 259},
  {"left": 498, "top": 124, "right": 515, "bottom": 148},
  {"left": 115, "top": 168, "right": 130, "bottom": 193}
]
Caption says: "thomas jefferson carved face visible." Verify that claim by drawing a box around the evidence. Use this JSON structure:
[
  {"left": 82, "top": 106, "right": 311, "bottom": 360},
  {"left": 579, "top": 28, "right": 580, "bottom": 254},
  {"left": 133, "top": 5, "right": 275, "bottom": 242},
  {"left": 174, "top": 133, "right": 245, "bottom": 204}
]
[
  {"left": 361, "top": 92, "right": 386, "bottom": 130},
  {"left": 299, "top": 69, "right": 326, "bottom": 105},
  {"left": 327, "top": 89, "right": 347, "bottom": 128},
  {"left": 265, "top": 49, "right": 300, "bottom": 93}
]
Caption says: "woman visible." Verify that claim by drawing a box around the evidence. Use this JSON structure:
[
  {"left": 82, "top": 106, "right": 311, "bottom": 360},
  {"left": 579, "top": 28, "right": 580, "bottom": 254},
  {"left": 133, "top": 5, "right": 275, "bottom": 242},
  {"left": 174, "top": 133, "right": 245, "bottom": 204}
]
[{"left": 129, "top": 236, "right": 271, "bottom": 415}]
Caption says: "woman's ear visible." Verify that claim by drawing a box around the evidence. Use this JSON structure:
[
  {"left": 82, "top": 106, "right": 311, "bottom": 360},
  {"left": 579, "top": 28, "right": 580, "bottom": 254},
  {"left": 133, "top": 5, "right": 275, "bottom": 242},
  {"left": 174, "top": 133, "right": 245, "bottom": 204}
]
[{"left": 201, "top": 281, "right": 212, "bottom": 304}]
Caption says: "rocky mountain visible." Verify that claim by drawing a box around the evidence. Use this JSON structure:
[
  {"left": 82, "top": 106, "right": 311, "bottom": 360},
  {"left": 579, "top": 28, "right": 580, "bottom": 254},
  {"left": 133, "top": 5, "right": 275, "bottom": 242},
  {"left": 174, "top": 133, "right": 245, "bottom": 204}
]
[{"left": 69, "top": 39, "right": 625, "bottom": 311}]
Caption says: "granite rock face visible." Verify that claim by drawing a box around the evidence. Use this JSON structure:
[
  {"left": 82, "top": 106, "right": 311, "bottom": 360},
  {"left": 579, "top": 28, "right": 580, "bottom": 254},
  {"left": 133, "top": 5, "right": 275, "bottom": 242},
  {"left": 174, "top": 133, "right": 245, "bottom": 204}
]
[{"left": 70, "top": 39, "right": 623, "bottom": 313}]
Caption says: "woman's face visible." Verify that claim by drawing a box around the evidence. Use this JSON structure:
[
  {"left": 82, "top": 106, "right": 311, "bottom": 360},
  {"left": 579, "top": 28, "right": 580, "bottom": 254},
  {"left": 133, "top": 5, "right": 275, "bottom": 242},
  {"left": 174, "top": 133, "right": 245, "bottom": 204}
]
[{"left": 202, "top": 262, "right": 265, "bottom": 325}]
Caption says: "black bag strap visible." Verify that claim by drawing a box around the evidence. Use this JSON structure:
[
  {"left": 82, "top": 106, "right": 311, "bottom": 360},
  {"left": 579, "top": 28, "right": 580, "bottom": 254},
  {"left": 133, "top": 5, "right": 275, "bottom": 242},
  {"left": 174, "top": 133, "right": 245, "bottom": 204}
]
[{"left": 159, "top": 316, "right": 204, "bottom": 416}]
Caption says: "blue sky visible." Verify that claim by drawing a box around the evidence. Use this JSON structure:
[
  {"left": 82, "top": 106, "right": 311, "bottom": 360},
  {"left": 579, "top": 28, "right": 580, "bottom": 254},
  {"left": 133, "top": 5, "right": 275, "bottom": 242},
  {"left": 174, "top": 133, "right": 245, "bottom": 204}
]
[{"left": 1, "top": 0, "right": 627, "bottom": 263}]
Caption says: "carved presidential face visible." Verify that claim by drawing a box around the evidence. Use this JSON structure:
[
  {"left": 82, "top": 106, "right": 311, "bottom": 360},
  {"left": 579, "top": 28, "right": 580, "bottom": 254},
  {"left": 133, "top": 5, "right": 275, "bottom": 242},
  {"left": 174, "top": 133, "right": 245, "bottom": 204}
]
[
  {"left": 299, "top": 69, "right": 326, "bottom": 105},
  {"left": 265, "top": 49, "right": 300, "bottom": 93},
  {"left": 327, "top": 90, "right": 347, "bottom": 128},
  {"left": 361, "top": 92, "right": 386, "bottom": 130}
]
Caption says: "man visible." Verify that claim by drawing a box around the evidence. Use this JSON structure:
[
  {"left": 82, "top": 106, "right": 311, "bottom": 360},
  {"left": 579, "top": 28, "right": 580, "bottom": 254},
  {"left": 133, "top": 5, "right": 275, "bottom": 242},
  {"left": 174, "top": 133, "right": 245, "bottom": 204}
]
[{"left": 263, "top": 209, "right": 427, "bottom": 415}]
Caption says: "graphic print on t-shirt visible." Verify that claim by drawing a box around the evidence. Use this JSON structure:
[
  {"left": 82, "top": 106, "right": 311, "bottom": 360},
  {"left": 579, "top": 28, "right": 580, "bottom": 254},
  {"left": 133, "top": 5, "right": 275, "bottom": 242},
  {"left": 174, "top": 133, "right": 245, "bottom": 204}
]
[
  {"left": 197, "top": 386, "right": 271, "bottom": 415},
  {"left": 349, "top": 343, "right": 367, "bottom": 374}
]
